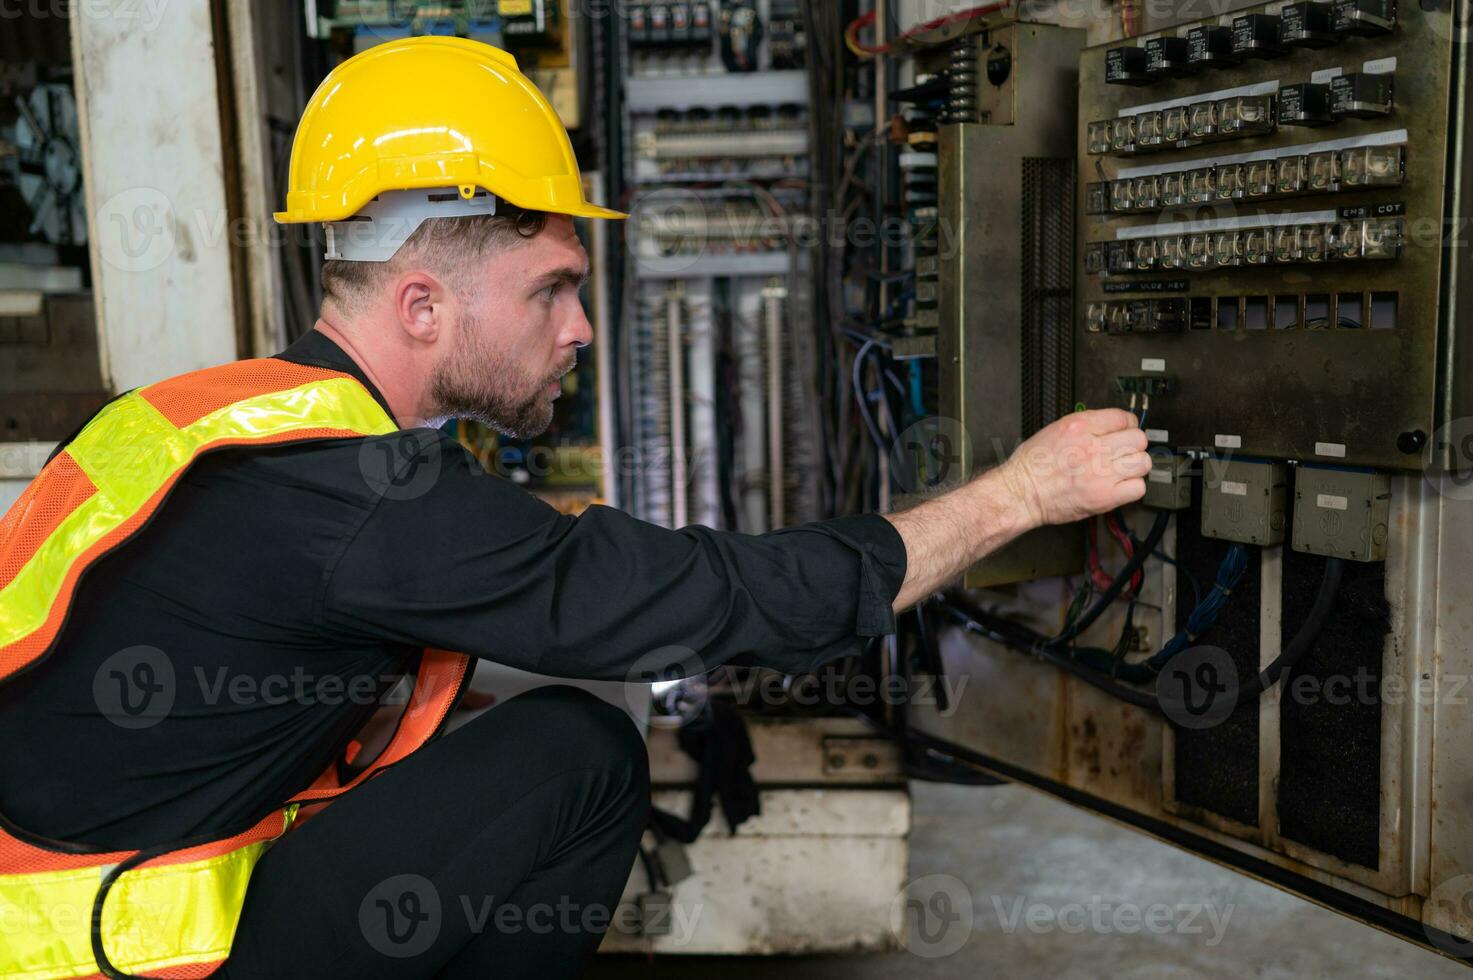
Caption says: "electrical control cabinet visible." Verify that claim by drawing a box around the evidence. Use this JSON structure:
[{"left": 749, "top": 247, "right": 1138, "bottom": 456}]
[
  {"left": 1077, "top": 2, "right": 1457, "bottom": 471},
  {"left": 914, "top": 4, "right": 1473, "bottom": 960},
  {"left": 938, "top": 22, "right": 1087, "bottom": 585}
]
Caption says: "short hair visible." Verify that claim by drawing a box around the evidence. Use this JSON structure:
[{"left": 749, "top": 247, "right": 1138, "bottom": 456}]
[{"left": 320, "top": 208, "right": 548, "bottom": 314}]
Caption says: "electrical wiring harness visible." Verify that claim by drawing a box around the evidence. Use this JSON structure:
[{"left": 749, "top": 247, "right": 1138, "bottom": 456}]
[{"left": 937, "top": 510, "right": 1346, "bottom": 715}]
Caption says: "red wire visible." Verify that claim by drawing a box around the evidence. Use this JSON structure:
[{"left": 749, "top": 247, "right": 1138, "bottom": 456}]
[
  {"left": 1088, "top": 516, "right": 1142, "bottom": 597},
  {"left": 845, "top": 2, "right": 1014, "bottom": 57},
  {"left": 1086, "top": 519, "right": 1116, "bottom": 592},
  {"left": 845, "top": 10, "right": 886, "bottom": 55},
  {"left": 898, "top": 1, "right": 1014, "bottom": 46}
]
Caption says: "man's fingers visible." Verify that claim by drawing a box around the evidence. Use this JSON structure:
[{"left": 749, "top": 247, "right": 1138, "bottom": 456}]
[
  {"left": 1112, "top": 478, "right": 1148, "bottom": 507},
  {"left": 1082, "top": 408, "right": 1139, "bottom": 435},
  {"left": 1114, "top": 450, "right": 1153, "bottom": 479},
  {"left": 1101, "top": 427, "right": 1149, "bottom": 456}
]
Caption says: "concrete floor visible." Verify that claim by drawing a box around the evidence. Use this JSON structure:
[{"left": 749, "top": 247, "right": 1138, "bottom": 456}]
[{"left": 592, "top": 781, "right": 1466, "bottom": 979}]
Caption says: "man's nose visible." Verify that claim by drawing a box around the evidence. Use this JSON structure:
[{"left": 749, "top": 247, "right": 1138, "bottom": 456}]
[{"left": 563, "top": 307, "right": 594, "bottom": 349}]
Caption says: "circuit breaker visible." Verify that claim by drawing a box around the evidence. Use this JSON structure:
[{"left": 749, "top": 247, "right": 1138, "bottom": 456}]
[{"left": 1076, "top": 2, "right": 1451, "bottom": 473}]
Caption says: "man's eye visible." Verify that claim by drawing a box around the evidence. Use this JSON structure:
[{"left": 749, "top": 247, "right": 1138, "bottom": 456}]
[{"left": 539, "top": 284, "right": 559, "bottom": 303}]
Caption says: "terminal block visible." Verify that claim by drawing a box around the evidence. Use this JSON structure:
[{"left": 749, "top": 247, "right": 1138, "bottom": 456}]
[{"left": 1115, "top": 375, "right": 1176, "bottom": 398}]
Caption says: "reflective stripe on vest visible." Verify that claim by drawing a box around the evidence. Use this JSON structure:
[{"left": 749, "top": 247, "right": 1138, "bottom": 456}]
[
  {"left": 0, "top": 360, "right": 398, "bottom": 680},
  {"left": 0, "top": 359, "right": 471, "bottom": 979}
]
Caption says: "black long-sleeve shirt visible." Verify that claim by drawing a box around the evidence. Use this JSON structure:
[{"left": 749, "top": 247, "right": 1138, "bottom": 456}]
[{"left": 0, "top": 332, "right": 906, "bottom": 849}]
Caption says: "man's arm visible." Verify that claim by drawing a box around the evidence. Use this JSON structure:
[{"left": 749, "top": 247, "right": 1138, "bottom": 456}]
[
  {"left": 323, "top": 409, "right": 1147, "bottom": 682},
  {"left": 886, "top": 408, "right": 1151, "bottom": 610},
  {"left": 322, "top": 431, "right": 906, "bottom": 680}
]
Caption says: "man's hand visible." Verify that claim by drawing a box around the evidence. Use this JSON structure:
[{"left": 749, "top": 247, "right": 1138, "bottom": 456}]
[
  {"left": 998, "top": 409, "right": 1151, "bottom": 527},
  {"left": 886, "top": 409, "right": 1151, "bottom": 612}
]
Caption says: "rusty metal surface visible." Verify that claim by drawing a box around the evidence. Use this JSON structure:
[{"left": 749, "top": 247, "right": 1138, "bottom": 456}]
[{"left": 1076, "top": 5, "right": 1455, "bottom": 470}]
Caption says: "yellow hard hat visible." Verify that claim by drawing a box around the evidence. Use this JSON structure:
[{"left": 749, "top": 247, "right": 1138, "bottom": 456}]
[{"left": 273, "top": 36, "right": 624, "bottom": 228}]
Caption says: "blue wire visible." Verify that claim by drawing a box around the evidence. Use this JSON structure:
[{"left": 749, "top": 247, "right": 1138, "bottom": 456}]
[
  {"left": 1147, "top": 544, "right": 1249, "bottom": 670},
  {"left": 908, "top": 361, "right": 926, "bottom": 419}
]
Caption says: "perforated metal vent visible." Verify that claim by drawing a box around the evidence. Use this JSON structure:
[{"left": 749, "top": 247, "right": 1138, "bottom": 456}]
[{"left": 1020, "top": 157, "right": 1075, "bottom": 435}]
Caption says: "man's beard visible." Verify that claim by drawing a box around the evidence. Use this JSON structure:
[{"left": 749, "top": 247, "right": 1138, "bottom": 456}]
[{"left": 428, "top": 310, "right": 572, "bottom": 439}]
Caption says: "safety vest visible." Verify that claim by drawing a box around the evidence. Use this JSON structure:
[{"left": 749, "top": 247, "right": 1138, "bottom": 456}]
[{"left": 0, "top": 359, "right": 472, "bottom": 979}]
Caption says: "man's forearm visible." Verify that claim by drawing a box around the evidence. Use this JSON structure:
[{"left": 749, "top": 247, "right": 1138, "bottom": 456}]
[
  {"left": 882, "top": 408, "right": 1153, "bottom": 614},
  {"left": 885, "top": 468, "right": 1036, "bottom": 612}
]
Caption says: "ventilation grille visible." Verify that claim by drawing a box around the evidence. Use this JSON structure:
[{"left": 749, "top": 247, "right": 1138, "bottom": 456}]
[{"left": 1020, "top": 157, "right": 1075, "bottom": 436}]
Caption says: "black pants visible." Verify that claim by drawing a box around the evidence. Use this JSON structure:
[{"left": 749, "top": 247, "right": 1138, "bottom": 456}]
[{"left": 220, "top": 686, "right": 650, "bottom": 979}]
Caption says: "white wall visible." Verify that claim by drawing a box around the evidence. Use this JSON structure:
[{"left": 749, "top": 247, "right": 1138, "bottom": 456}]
[{"left": 73, "top": 0, "right": 240, "bottom": 391}]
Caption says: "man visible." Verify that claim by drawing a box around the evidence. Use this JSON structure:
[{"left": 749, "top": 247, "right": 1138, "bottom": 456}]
[{"left": 0, "top": 37, "right": 1149, "bottom": 980}]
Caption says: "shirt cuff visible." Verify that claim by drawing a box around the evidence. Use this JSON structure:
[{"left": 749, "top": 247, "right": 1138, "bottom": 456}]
[{"left": 809, "top": 514, "right": 908, "bottom": 637}]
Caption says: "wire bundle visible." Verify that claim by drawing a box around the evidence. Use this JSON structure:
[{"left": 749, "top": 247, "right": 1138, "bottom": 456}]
[
  {"left": 940, "top": 519, "right": 1345, "bottom": 715},
  {"left": 1148, "top": 543, "right": 1248, "bottom": 670}
]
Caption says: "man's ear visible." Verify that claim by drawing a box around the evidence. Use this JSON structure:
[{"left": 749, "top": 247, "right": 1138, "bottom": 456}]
[{"left": 392, "top": 271, "right": 444, "bottom": 344}]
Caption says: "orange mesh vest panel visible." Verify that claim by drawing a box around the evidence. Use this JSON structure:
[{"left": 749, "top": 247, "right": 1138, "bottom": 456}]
[{"left": 0, "top": 359, "right": 471, "bottom": 979}]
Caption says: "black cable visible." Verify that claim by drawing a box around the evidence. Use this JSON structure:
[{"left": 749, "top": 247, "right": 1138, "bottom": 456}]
[
  {"left": 939, "top": 598, "right": 1161, "bottom": 710},
  {"left": 1049, "top": 509, "right": 1169, "bottom": 648},
  {"left": 940, "top": 552, "right": 1345, "bottom": 715},
  {"left": 1234, "top": 556, "right": 1344, "bottom": 704}
]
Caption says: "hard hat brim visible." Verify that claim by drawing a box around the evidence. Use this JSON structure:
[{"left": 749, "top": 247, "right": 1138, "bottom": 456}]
[
  {"left": 274, "top": 199, "right": 627, "bottom": 225},
  {"left": 562, "top": 202, "right": 629, "bottom": 221}
]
